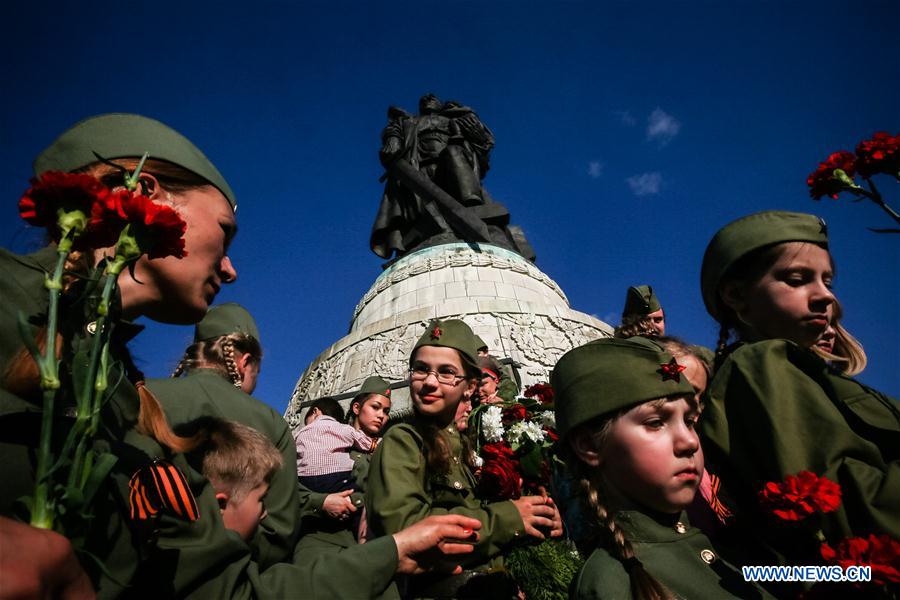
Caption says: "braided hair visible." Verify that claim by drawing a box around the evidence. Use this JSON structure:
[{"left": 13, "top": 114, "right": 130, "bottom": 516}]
[
  {"left": 172, "top": 333, "right": 262, "bottom": 387},
  {"left": 563, "top": 412, "right": 674, "bottom": 600}
]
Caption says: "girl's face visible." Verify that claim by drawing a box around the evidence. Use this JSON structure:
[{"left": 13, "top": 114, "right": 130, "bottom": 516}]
[
  {"left": 410, "top": 346, "right": 476, "bottom": 425},
  {"left": 728, "top": 242, "right": 835, "bottom": 348},
  {"left": 125, "top": 186, "right": 238, "bottom": 324},
  {"left": 601, "top": 396, "right": 702, "bottom": 514},
  {"left": 479, "top": 372, "right": 498, "bottom": 399},
  {"left": 353, "top": 394, "right": 391, "bottom": 437}
]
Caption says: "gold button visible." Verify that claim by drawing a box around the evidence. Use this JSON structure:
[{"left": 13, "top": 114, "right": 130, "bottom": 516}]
[
  {"left": 86, "top": 321, "right": 98, "bottom": 335},
  {"left": 453, "top": 481, "right": 462, "bottom": 489},
  {"left": 700, "top": 549, "right": 716, "bottom": 564},
  {"left": 675, "top": 522, "right": 687, "bottom": 534},
  {"left": 355, "top": 499, "right": 362, "bottom": 505},
  {"left": 514, "top": 530, "right": 520, "bottom": 537},
  {"left": 453, "top": 457, "right": 459, "bottom": 464}
]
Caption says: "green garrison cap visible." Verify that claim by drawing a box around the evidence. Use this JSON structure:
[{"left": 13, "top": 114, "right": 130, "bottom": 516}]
[
  {"left": 700, "top": 210, "right": 828, "bottom": 320},
  {"left": 354, "top": 376, "right": 392, "bottom": 400},
  {"left": 622, "top": 285, "right": 662, "bottom": 317},
  {"left": 33, "top": 113, "right": 236, "bottom": 211},
  {"left": 412, "top": 319, "right": 480, "bottom": 366},
  {"left": 194, "top": 303, "right": 260, "bottom": 342},
  {"left": 551, "top": 337, "right": 694, "bottom": 438}
]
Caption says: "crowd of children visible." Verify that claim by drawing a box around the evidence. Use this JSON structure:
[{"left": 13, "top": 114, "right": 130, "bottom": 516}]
[{"left": 0, "top": 111, "right": 897, "bottom": 600}]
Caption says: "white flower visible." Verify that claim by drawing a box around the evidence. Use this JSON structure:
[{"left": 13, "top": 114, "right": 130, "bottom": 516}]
[
  {"left": 506, "top": 422, "right": 527, "bottom": 445},
  {"left": 473, "top": 454, "right": 484, "bottom": 468},
  {"left": 522, "top": 421, "right": 546, "bottom": 444},
  {"left": 481, "top": 406, "right": 504, "bottom": 443},
  {"left": 540, "top": 411, "right": 556, "bottom": 429}
]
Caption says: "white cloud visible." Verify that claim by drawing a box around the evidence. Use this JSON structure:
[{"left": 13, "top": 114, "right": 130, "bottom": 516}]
[
  {"left": 613, "top": 110, "right": 637, "bottom": 126},
  {"left": 626, "top": 172, "right": 662, "bottom": 196},
  {"left": 646, "top": 108, "right": 681, "bottom": 146},
  {"left": 587, "top": 160, "right": 603, "bottom": 178}
]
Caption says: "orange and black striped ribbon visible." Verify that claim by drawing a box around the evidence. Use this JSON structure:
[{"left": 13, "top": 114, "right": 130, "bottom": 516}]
[
  {"left": 707, "top": 473, "right": 733, "bottom": 522},
  {"left": 129, "top": 459, "right": 199, "bottom": 522}
]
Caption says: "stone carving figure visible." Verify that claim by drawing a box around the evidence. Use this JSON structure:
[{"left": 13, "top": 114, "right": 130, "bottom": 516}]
[{"left": 370, "top": 94, "right": 535, "bottom": 263}]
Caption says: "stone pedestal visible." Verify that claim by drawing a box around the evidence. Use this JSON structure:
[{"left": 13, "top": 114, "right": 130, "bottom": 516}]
[{"left": 284, "top": 243, "right": 611, "bottom": 426}]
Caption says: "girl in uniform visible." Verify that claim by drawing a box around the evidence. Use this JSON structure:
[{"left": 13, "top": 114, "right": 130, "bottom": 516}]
[
  {"left": 367, "top": 318, "right": 563, "bottom": 598},
  {"left": 0, "top": 113, "right": 481, "bottom": 599},
  {"left": 699, "top": 210, "right": 899, "bottom": 564},
  {"left": 554, "top": 337, "right": 773, "bottom": 600}
]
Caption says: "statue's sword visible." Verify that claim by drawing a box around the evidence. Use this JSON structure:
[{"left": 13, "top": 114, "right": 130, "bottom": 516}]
[{"left": 386, "top": 158, "right": 492, "bottom": 244}]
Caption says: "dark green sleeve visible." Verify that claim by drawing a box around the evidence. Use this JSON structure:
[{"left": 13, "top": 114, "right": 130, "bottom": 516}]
[
  {"left": 701, "top": 341, "right": 900, "bottom": 543},
  {"left": 251, "top": 414, "right": 302, "bottom": 569},
  {"left": 366, "top": 425, "right": 523, "bottom": 566},
  {"left": 297, "top": 482, "right": 328, "bottom": 519},
  {"left": 147, "top": 456, "right": 398, "bottom": 599}
]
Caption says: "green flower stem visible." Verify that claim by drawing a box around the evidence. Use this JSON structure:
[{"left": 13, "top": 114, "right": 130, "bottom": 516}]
[
  {"left": 865, "top": 177, "right": 900, "bottom": 225},
  {"left": 67, "top": 266, "right": 119, "bottom": 491},
  {"left": 31, "top": 234, "right": 74, "bottom": 529}
]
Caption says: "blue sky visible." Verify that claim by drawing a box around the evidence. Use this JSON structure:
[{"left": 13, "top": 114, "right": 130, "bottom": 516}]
[{"left": 1, "top": 1, "right": 897, "bottom": 413}]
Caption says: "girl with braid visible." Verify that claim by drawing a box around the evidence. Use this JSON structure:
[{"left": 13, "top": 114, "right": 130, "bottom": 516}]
[
  {"left": 699, "top": 210, "right": 899, "bottom": 567},
  {"left": 553, "top": 337, "right": 772, "bottom": 600}
]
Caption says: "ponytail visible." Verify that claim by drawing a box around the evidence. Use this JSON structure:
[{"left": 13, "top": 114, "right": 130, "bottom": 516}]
[{"left": 135, "top": 383, "right": 203, "bottom": 454}]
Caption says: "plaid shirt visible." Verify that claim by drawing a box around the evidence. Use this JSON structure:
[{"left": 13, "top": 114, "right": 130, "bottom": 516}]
[{"left": 294, "top": 416, "right": 375, "bottom": 476}]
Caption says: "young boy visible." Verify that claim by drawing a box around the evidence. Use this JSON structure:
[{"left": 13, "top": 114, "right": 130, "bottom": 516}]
[
  {"left": 198, "top": 419, "right": 283, "bottom": 541},
  {"left": 294, "top": 397, "right": 374, "bottom": 494}
]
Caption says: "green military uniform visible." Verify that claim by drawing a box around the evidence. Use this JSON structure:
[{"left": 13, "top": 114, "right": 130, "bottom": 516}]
[
  {"left": 698, "top": 210, "right": 900, "bottom": 564},
  {"left": 368, "top": 422, "right": 523, "bottom": 569},
  {"left": 147, "top": 369, "right": 301, "bottom": 569},
  {"left": 3, "top": 113, "right": 405, "bottom": 598},
  {"left": 0, "top": 246, "right": 402, "bottom": 598},
  {"left": 701, "top": 340, "right": 900, "bottom": 561},
  {"left": 572, "top": 510, "right": 773, "bottom": 599}
]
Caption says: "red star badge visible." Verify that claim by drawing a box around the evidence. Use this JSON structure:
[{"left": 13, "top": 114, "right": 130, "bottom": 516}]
[
  {"left": 384, "top": 388, "right": 391, "bottom": 397},
  {"left": 658, "top": 357, "right": 686, "bottom": 382},
  {"left": 430, "top": 325, "right": 443, "bottom": 340}
]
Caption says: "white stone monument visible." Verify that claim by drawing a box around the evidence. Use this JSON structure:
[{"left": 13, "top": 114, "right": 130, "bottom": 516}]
[{"left": 284, "top": 242, "right": 611, "bottom": 426}]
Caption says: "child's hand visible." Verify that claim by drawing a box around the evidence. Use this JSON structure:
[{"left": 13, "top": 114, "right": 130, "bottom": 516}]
[
  {"left": 322, "top": 489, "right": 357, "bottom": 520},
  {"left": 392, "top": 515, "right": 482, "bottom": 575},
  {"left": 511, "top": 495, "right": 558, "bottom": 540}
]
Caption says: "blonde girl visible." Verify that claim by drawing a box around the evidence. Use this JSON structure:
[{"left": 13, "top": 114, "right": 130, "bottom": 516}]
[{"left": 699, "top": 210, "right": 899, "bottom": 564}]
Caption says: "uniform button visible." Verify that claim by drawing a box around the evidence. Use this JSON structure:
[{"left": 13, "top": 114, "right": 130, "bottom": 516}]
[
  {"left": 674, "top": 522, "right": 687, "bottom": 534},
  {"left": 700, "top": 549, "right": 716, "bottom": 564},
  {"left": 86, "top": 321, "right": 98, "bottom": 335},
  {"left": 453, "top": 481, "right": 462, "bottom": 489},
  {"left": 342, "top": 479, "right": 348, "bottom": 484},
  {"left": 514, "top": 530, "right": 520, "bottom": 537},
  {"left": 355, "top": 499, "right": 362, "bottom": 505},
  {"left": 453, "top": 457, "right": 459, "bottom": 464}
]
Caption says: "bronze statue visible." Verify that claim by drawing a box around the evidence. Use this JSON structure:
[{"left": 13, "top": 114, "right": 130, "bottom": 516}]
[{"left": 370, "top": 94, "right": 535, "bottom": 262}]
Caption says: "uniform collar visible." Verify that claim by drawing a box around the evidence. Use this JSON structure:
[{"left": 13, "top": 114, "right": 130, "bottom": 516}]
[{"left": 615, "top": 509, "right": 697, "bottom": 543}]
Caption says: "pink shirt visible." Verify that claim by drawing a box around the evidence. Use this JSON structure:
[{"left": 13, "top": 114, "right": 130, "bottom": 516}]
[{"left": 294, "top": 416, "right": 374, "bottom": 476}]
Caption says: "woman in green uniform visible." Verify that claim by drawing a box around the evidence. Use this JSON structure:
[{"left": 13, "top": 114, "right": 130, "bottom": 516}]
[
  {"left": 147, "top": 302, "right": 301, "bottom": 569},
  {"left": 554, "top": 337, "right": 773, "bottom": 600},
  {"left": 366, "top": 318, "right": 563, "bottom": 598},
  {"left": 0, "top": 113, "right": 482, "bottom": 598},
  {"left": 699, "top": 210, "right": 899, "bottom": 565},
  {"left": 295, "top": 376, "right": 392, "bottom": 552}
]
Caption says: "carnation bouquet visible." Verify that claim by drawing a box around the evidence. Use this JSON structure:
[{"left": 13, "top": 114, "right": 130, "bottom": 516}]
[
  {"left": 807, "top": 131, "right": 900, "bottom": 233},
  {"left": 15, "top": 155, "right": 187, "bottom": 538},
  {"left": 469, "top": 383, "right": 582, "bottom": 600}
]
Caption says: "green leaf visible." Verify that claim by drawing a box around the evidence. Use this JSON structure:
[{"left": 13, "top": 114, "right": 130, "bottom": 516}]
[
  {"left": 16, "top": 311, "right": 42, "bottom": 362},
  {"left": 520, "top": 444, "right": 544, "bottom": 479},
  {"left": 82, "top": 453, "right": 118, "bottom": 506}
]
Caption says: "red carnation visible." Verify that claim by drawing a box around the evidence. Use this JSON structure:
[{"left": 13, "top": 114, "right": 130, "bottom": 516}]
[
  {"left": 93, "top": 191, "right": 187, "bottom": 259},
  {"left": 544, "top": 428, "right": 559, "bottom": 443},
  {"left": 807, "top": 151, "right": 857, "bottom": 200},
  {"left": 478, "top": 442, "right": 521, "bottom": 500},
  {"left": 18, "top": 172, "right": 121, "bottom": 248},
  {"left": 821, "top": 534, "right": 900, "bottom": 585},
  {"left": 855, "top": 131, "right": 900, "bottom": 178},
  {"left": 758, "top": 471, "right": 842, "bottom": 521},
  {"left": 524, "top": 383, "right": 554, "bottom": 405},
  {"left": 502, "top": 403, "right": 527, "bottom": 423}
]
